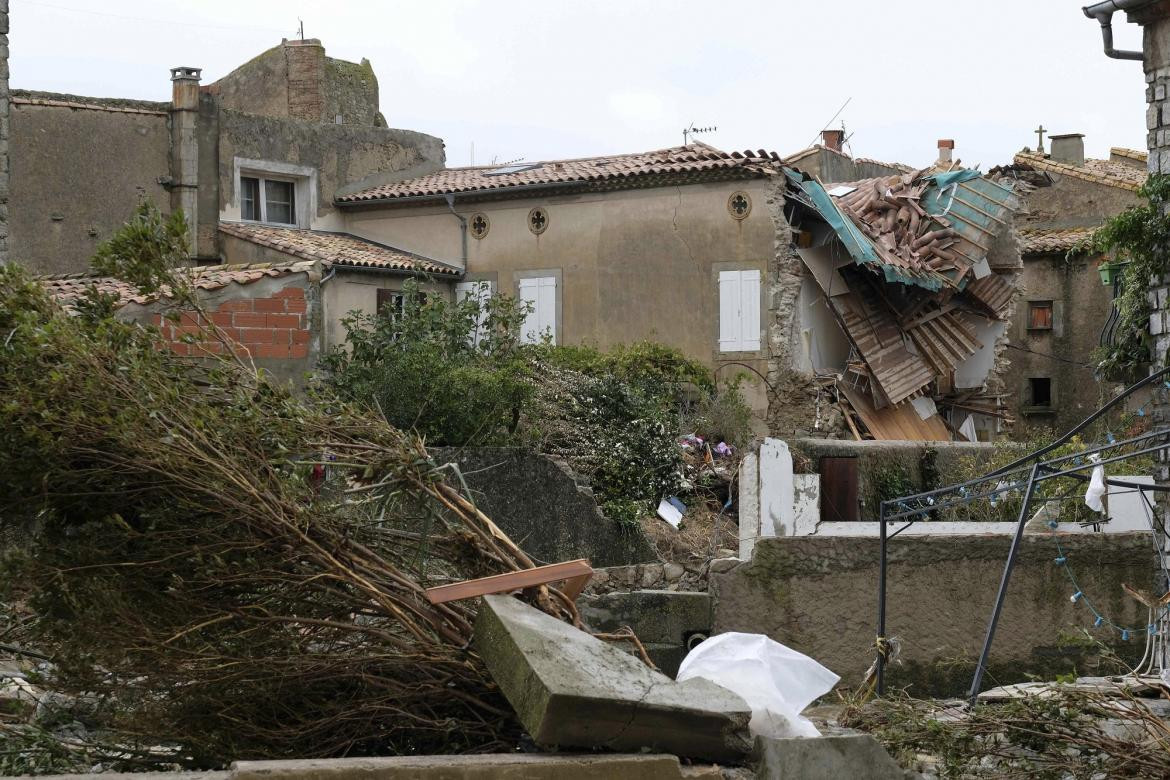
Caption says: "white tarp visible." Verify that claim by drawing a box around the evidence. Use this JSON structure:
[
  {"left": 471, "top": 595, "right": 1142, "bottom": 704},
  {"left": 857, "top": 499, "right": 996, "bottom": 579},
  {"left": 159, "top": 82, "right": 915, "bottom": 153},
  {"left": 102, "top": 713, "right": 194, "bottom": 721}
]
[{"left": 677, "top": 632, "right": 840, "bottom": 739}]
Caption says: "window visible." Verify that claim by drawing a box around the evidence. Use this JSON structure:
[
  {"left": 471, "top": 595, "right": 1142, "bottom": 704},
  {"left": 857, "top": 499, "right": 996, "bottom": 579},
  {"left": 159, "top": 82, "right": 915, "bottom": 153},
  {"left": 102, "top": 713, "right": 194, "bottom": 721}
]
[
  {"left": 528, "top": 207, "right": 549, "bottom": 235},
  {"left": 1028, "top": 301, "right": 1053, "bottom": 330},
  {"left": 718, "top": 269, "right": 761, "bottom": 352},
  {"left": 518, "top": 276, "right": 556, "bottom": 344},
  {"left": 456, "top": 280, "right": 494, "bottom": 346},
  {"left": 1028, "top": 377, "right": 1052, "bottom": 408},
  {"left": 240, "top": 175, "right": 297, "bottom": 225},
  {"left": 376, "top": 288, "right": 428, "bottom": 321}
]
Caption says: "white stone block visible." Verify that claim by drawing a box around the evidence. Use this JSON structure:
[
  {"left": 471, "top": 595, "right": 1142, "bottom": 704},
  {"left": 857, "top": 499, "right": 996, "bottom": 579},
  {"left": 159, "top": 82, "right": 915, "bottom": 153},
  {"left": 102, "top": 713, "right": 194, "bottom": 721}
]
[
  {"left": 738, "top": 452, "right": 760, "bottom": 561},
  {"left": 759, "top": 438, "right": 794, "bottom": 538}
]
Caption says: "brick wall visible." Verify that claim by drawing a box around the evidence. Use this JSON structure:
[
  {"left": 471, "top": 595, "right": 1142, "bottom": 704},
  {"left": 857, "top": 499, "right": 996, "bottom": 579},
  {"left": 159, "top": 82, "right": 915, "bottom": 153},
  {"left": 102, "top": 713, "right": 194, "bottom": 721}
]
[
  {"left": 285, "top": 39, "right": 324, "bottom": 122},
  {"left": 150, "top": 284, "right": 311, "bottom": 360}
]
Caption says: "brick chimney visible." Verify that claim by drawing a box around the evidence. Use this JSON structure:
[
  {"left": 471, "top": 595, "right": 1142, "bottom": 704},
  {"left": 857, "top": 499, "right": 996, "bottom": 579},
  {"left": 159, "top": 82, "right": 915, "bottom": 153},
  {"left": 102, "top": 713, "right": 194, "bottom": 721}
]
[
  {"left": 1049, "top": 133, "right": 1085, "bottom": 166},
  {"left": 169, "top": 66, "right": 201, "bottom": 252},
  {"left": 822, "top": 129, "right": 844, "bottom": 152},
  {"left": 283, "top": 38, "right": 325, "bottom": 122},
  {"left": 937, "top": 138, "right": 955, "bottom": 164}
]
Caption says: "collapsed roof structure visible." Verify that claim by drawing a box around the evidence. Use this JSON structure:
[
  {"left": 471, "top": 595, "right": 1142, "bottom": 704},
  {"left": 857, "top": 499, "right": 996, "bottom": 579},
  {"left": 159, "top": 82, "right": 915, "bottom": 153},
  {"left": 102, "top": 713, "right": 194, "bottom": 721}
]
[{"left": 782, "top": 158, "right": 1020, "bottom": 440}]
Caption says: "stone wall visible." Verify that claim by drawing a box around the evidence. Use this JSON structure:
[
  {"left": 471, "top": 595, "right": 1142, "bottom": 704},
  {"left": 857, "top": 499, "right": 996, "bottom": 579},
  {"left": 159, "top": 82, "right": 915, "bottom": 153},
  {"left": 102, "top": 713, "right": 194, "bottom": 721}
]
[
  {"left": 711, "top": 533, "right": 1157, "bottom": 695},
  {"left": 9, "top": 94, "right": 171, "bottom": 274},
  {"left": 431, "top": 447, "right": 657, "bottom": 567},
  {"left": 0, "top": 0, "right": 9, "bottom": 266}
]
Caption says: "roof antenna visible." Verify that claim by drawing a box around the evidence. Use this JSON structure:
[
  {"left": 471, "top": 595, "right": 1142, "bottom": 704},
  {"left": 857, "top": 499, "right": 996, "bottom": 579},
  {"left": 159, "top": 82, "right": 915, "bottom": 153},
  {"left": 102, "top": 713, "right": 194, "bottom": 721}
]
[
  {"left": 683, "top": 123, "right": 717, "bottom": 146},
  {"left": 297, "top": 18, "right": 304, "bottom": 41}
]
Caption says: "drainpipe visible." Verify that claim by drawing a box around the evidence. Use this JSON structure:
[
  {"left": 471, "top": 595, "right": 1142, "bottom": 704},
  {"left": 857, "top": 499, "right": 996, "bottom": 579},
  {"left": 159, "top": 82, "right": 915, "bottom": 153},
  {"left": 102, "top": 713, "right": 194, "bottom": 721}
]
[
  {"left": 444, "top": 193, "right": 468, "bottom": 269},
  {"left": 1082, "top": 0, "right": 1149, "bottom": 60}
]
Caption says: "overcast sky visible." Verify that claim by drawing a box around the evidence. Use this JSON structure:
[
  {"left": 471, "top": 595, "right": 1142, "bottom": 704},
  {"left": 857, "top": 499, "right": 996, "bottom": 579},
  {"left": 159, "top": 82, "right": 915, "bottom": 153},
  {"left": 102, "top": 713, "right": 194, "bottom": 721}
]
[{"left": 10, "top": 0, "right": 1151, "bottom": 170}]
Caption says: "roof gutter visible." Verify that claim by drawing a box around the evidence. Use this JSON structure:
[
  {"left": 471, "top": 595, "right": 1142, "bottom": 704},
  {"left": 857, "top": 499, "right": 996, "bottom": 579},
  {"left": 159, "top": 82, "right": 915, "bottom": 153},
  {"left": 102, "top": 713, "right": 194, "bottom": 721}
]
[
  {"left": 1082, "top": 0, "right": 1151, "bottom": 60},
  {"left": 327, "top": 263, "right": 462, "bottom": 279},
  {"left": 335, "top": 180, "right": 591, "bottom": 209},
  {"left": 443, "top": 193, "right": 468, "bottom": 268}
]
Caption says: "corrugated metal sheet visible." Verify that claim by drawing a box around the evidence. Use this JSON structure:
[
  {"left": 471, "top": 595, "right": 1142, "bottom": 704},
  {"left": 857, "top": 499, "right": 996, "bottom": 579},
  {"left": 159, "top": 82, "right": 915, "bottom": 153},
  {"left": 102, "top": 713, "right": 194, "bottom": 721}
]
[
  {"left": 908, "top": 311, "right": 982, "bottom": 376},
  {"left": 837, "top": 287, "right": 934, "bottom": 406},
  {"left": 964, "top": 272, "right": 1015, "bottom": 318}
]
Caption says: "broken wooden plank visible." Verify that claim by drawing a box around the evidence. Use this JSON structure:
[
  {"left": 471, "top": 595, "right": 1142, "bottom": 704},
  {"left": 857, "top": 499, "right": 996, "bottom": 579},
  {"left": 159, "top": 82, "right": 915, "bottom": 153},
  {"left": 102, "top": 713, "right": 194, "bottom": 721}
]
[{"left": 425, "top": 559, "right": 593, "bottom": 604}]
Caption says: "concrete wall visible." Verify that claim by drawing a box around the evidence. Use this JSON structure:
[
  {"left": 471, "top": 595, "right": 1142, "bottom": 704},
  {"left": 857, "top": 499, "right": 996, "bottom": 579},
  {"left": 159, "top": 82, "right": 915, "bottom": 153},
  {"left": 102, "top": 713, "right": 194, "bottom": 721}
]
[
  {"left": 9, "top": 95, "right": 171, "bottom": 274},
  {"left": 1016, "top": 175, "right": 1142, "bottom": 230},
  {"left": 789, "top": 438, "right": 1018, "bottom": 521},
  {"left": 712, "top": 533, "right": 1157, "bottom": 694},
  {"left": 432, "top": 447, "right": 658, "bottom": 567},
  {"left": 344, "top": 178, "right": 779, "bottom": 413}
]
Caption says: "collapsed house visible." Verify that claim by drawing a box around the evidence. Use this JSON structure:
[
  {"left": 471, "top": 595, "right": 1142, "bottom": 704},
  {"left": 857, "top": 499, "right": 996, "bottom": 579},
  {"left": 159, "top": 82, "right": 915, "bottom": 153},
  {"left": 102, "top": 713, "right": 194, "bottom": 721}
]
[{"left": 782, "top": 142, "right": 1020, "bottom": 441}]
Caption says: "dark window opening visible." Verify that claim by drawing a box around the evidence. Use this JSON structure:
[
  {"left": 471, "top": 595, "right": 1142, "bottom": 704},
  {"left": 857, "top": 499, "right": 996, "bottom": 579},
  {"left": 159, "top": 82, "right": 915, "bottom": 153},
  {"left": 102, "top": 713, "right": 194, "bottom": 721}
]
[
  {"left": 1029, "top": 377, "right": 1052, "bottom": 408},
  {"left": 240, "top": 175, "right": 296, "bottom": 225},
  {"left": 1028, "top": 301, "right": 1053, "bottom": 330},
  {"left": 264, "top": 179, "right": 295, "bottom": 225}
]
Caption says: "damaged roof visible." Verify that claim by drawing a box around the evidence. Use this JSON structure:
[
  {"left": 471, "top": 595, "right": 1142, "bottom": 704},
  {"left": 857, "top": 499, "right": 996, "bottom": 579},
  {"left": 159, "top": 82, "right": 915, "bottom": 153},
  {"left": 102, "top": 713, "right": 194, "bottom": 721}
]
[
  {"left": 41, "top": 260, "right": 318, "bottom": 310},
  {"left": 335, "top": 143, "right": 781, "bottom": 205},
  {"left": 1017, "top": 226, "right": 1097, "bottom": 255},
  {"left": 1012, "top": 151, "right": 1146, "bottom": 192},
  {"left": 788, "top": 163, "right": 1020, "bottom": 420},
  {"left": 218, "top": 223, "right": 460, "bottom": 276}
]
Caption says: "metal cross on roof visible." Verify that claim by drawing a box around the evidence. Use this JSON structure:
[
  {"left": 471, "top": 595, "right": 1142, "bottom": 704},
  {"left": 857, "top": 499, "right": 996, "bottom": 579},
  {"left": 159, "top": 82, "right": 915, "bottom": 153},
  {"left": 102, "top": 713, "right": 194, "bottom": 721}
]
[{"left": 1035, "top": 124, "right": 1047, "bottom": 154}]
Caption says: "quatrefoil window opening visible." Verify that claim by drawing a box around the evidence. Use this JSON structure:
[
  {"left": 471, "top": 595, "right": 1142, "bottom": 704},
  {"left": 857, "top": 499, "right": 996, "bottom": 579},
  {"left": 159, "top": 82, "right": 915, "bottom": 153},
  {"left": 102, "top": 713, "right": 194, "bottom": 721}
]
[
  {"left": 728, "top": 191, "right": 752, "bottom": 220},
  {"left": 528, "top": 206, "right": 549, "bottom": 235},
  {"left": 470, "top": 213, "right": 490, "bottom": 239}
]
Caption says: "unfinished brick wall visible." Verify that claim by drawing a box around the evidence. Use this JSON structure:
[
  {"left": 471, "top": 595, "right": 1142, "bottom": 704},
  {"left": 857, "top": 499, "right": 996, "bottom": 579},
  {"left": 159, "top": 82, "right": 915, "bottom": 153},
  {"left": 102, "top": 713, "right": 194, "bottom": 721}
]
[
  {"left": 150, "top": 285, "right": 311, "bottom": 359},
  {"left": 285, "top": 39, "right": 324, "bottom": 122}
]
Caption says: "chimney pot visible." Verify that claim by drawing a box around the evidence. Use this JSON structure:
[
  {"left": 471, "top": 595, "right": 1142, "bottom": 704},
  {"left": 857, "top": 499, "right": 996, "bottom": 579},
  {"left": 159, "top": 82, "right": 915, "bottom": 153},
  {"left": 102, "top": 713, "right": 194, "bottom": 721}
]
[
  {"left": 937, "top": 138, "right": 954, "bottom": 163},
  {"left": 821, "top": 129, "right": 844, "bottom": 152},
  {"left": 170, "top": 66, "right": 201, "bottom": 111},
  {"left": 1049, "top": 133, "right": 1085, "bottom": 167}
]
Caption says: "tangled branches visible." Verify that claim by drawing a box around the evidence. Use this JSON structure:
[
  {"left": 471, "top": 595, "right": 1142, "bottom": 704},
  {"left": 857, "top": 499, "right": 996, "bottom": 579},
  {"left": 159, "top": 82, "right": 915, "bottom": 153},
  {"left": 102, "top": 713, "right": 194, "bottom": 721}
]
[
  {"left": 0, "top": 263, "right": 573, "bottom": 765},
  {"left": 841, "top": 687, "right": 1170, "bottom": 778}
]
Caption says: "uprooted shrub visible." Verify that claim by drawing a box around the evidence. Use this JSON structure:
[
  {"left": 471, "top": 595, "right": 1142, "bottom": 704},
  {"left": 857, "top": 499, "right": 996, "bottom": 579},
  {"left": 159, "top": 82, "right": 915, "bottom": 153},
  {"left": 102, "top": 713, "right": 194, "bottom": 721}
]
[
  {"left": 323, "top": 285, "right": 743, "bottom": 528},
  {"left": 0, "top": 251, "right": 573, "bottom": 765}
]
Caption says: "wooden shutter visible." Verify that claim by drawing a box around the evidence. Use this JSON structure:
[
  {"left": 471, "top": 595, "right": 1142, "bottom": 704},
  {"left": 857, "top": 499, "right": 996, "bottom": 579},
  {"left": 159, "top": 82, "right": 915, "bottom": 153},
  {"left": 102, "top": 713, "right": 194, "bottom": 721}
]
[
  {"left": 719, "top": 270, "right": 761, "bottom": 352},
  {"left": 719, "top": 271, "right": 741, "bottom": 351}
]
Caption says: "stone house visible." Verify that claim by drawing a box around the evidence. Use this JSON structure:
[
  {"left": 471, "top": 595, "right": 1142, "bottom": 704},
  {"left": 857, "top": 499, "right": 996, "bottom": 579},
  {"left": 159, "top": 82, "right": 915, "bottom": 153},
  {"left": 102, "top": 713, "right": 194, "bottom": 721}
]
[
  {"left": 10, "top": 37, "right": 445, "bottom": 275},
  {"left": 991, "top": 135, "right": 1146, "bottom": 434}
]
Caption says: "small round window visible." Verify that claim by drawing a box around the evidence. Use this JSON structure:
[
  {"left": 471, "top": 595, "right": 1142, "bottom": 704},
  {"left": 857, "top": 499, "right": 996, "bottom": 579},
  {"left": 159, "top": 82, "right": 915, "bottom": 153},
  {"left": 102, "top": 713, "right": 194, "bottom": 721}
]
[
  {"left": 528, "top": 206, "right": 549, "bottom": 235},
  {"left": 728, "top": 191, "right": 752, "bottom": 220},
  {"left": 470, "top": 213, "right": 490, "bottom": 239}
]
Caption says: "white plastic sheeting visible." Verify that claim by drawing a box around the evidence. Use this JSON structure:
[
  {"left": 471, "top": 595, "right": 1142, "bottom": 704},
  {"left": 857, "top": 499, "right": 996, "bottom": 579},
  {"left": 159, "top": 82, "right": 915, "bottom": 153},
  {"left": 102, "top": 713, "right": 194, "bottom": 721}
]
[{"left": 676, "top": 632, "right": 840, "bottom": 739}]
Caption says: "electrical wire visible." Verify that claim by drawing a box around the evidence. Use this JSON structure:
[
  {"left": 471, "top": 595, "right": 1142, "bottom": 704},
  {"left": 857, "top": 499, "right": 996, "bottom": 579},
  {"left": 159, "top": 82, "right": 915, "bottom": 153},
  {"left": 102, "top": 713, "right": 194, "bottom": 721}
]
[{"left": 21, "top": 0, "right": 291, "bottom": 34}]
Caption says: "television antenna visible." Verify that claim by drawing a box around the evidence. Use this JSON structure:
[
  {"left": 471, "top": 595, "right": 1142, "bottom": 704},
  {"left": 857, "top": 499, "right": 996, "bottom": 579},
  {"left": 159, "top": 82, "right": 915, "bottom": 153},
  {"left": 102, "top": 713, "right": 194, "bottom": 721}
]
[{"left": 683, "top": 123, "right": 717, "bottom": 146}]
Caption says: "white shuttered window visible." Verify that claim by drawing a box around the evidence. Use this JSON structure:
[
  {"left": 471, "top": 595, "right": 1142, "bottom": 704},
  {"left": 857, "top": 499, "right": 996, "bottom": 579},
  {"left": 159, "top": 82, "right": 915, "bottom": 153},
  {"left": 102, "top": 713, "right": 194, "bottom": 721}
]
[
  {"left": 718, "top": 270, "right": 761, "bottom": 352},
  {"left": 519, "top": 276, "right": 557, "bottom": 345}
]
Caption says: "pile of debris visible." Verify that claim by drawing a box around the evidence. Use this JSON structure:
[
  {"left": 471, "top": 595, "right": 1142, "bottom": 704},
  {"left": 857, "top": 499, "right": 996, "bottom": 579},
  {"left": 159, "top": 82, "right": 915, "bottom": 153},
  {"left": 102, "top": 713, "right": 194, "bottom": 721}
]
[{"left": 783, "top": 163, "right": 1020, "bottom": 441}]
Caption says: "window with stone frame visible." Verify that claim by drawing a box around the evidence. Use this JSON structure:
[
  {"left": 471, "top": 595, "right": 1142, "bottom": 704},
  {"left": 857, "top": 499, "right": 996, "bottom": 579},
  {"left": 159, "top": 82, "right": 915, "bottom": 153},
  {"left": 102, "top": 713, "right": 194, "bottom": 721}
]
[
  {"left": 1027, "top": 300, "right": 1054, "bottom": 331},
  {"left": 240, "top": 175, "right": 297, "bottom": 226}
]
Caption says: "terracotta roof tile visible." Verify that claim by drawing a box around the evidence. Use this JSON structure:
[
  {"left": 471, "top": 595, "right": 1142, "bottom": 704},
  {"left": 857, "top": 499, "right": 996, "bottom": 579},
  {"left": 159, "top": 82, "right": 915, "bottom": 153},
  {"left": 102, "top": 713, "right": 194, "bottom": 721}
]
[
  {"left": 218, "top": 223, "right": 460, "bottom": 276},
  {"left": 335, "top": 142, "right": 780, "bottom": 204},
  {"left": 1110, "top": 147, "right": 1148, "bottom": 163},
  {"left": 1013, "top": 151, "right": 1145, "bottom": 192},
  {"left": 40, "top": 260, "right": 317, "bottom": 310},
  {"left": 1017, "top": 226, "right": 1097, "bottom": 254}
]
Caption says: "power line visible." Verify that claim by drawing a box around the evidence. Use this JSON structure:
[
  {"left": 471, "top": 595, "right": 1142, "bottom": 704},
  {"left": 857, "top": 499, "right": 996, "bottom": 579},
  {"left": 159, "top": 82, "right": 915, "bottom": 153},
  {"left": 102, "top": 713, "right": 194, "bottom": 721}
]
[
  {"left": 21, "top": 0, "right": 290, "bottom": 35},
  {"left": 1005, "top": 342, "right": 1094, "bottom": 368}
]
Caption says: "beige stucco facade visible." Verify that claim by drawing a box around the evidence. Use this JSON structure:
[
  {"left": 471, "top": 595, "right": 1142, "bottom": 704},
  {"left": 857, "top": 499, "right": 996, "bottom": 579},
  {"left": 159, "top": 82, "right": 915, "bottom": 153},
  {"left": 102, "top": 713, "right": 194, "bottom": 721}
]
[{"left": 341, "top": 178, "right": 780, "bottom": 413}]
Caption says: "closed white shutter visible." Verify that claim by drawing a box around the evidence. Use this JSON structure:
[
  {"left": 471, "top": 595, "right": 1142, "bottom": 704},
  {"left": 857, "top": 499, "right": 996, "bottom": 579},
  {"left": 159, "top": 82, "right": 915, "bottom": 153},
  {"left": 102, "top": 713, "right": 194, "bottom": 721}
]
[
  {"left": 740, "top": 269, "right": 761, "bottom": 351},
  {"left": 718, "top": 269, "right": 761, "bottom": 352},
  {"left": 519, "top": 276, "right": 557, "bottom": 345},
  {"left": 455, "top": 280, "right": 493, "bottom": 346}
]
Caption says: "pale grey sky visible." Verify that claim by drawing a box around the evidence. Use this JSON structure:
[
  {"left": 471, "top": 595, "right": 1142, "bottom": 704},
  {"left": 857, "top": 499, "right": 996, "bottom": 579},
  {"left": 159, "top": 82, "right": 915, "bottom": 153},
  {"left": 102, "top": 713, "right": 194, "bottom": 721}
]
[{"left": 10, "top": 0, "right": 1150, "bottom": 171}]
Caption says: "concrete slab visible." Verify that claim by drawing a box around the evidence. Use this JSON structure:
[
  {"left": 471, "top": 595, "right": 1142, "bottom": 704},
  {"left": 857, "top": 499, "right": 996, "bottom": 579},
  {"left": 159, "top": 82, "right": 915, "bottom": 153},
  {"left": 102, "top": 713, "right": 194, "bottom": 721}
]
[
  {"left": 233, "top": 755, "right": 688, "bottom": 780},
  {"left": 474, "top": 594, "right": 752, "bottom": 762},
  {"left": 752, "top": 732, "right": 908, "bottom": 780}
]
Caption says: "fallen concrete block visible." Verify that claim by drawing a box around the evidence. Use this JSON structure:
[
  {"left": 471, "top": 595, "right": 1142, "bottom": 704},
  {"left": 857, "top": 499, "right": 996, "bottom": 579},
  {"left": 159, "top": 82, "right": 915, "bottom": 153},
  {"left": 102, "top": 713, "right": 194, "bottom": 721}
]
[
  {"left": 752, "top": 731, "right": 908, "bottom": 779},
  {"left": 474, "top": 594, "right": 752, "bottom": 761}
]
